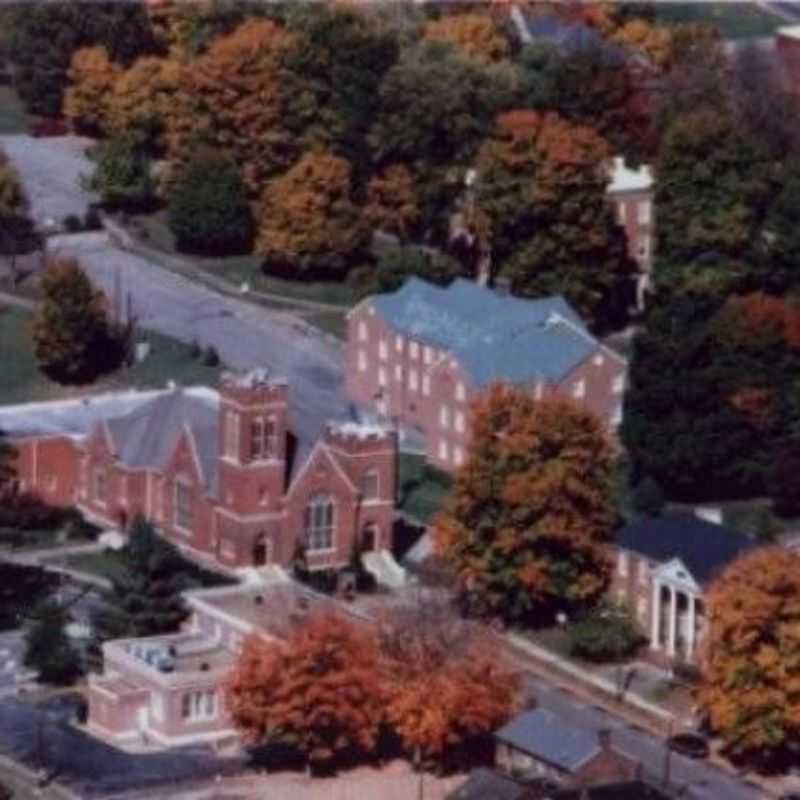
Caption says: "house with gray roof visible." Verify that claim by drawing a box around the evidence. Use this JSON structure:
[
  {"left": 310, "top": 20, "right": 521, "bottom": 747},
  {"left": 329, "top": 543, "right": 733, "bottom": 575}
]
[{"left": 345, "top": 277, "right": 626, "bottom": 472}]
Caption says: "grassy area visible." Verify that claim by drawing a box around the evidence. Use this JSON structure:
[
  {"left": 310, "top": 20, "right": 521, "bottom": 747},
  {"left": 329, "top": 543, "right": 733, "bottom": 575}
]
[
  {"left": 0, "top": 305, "right": 222, "bottom": 405},
  {"left": 0, "top": 84, "right": 29, "bottom": 134},
  {"left": 654, "top": 3, "right": 784, "bottom": 40},
  {"left": 0, "top": 525, "right": 93, "bottom": 552},
  {"left": 398, "top": 452, "right": 452, "bottom": 524},
  {"left": 133, "top": 212, "right": 357, "bottom": 307}
]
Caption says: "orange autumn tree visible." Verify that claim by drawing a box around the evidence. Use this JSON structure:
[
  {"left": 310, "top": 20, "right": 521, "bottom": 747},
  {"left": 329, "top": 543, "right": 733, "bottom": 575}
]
[
  {"left": 63, "top": 46, "right": 120, "bottom": 135},
  {"left": 434, "top": 386, "right": 614, "bottom": 624},
  {"left": 699, "top": 548, "right": 800, "bottom": 767},
  {"left": 226, "top": 613, "right": 385, "bottom": 769},
  {"left": 379, "top": 593, "right": 519, "bottom": 765},
  {"left": 423, "top": 12, "right": 511, "bottom": 64},
  {"left": 364, "top": 163, "right": 419, "bottom": 241}
]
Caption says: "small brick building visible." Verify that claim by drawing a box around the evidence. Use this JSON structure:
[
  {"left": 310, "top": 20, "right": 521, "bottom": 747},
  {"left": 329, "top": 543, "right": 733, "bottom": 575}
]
[
  {"left": 345, "top": 278, "right": 626, "bottom": 472},
  {"left": 2, "top": 370, "right": 397, "bottom": 572},
  {"left": 610, "top": 513, "right": 757, "bottom": 666}
]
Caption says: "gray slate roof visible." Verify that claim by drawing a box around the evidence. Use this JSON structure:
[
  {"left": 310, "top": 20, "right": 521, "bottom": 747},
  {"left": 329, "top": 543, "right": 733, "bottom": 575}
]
[
  {"left": 616, "top": 513, "right": 757, "bottom": 585},
  {"left": 446, "top": 768, "right": 529, "bottom": 800},
  {"left": 494, "top": 708, "right": 600, "bottom": 772},
  {"left": 371, "top": 278, "right": 598, "bottom": 387}
]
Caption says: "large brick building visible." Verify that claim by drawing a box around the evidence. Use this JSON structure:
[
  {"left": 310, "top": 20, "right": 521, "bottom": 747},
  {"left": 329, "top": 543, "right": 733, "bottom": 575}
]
[
  {"left": 345, "top": 278, "right": 626, "bottom": 472},
  {"left": 0, "top": 370, "right": 397, "bottom": 572},
  {"left": 610, "top": 513, "right": 757, "bottom": 666}
]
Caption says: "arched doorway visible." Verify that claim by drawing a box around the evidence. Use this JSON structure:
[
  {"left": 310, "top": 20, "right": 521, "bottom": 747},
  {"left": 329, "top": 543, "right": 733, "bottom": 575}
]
[
  {"left": 252, "top": 533, "right": 269, "bottom": 566},
  {"left": 361, "top": 523, "right": 378, "bottom": 553}
]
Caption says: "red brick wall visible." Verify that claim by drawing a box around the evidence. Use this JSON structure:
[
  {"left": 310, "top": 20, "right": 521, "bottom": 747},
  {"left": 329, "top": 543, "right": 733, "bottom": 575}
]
[
  {"left": 608, "top": 188, "right": 654, "bottom": 275},
  {"left": 12, "top": 436, "right": 80, "bottom": 505},
  {"left": 608, "top": 547, "right": 653, "bottom": 637}
]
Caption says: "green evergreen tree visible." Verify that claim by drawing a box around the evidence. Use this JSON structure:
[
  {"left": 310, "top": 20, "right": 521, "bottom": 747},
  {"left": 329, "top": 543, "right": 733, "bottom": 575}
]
[
  {"left": 167, "top": 153, "right": 253, "bottom": 255},
  {"left": 765, "top": 158, "right": 800, "bottom": 294},
  {"left": 24, "top": 601, "right": 82, "bottom": 685},
  {"left": 89, "top": 516, "right": 188, "bottom": 668}
]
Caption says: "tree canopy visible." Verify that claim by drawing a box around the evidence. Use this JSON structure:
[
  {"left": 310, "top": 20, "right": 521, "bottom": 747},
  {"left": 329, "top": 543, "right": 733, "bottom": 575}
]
[{"left": 434, "top": 386, "right": 614, "bottom": 624}]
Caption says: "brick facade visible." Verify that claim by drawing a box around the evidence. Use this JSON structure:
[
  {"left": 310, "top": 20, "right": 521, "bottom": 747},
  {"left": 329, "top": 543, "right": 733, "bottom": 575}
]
[{"left": 7, "top": 373, "right": 397, "bottom": 572}]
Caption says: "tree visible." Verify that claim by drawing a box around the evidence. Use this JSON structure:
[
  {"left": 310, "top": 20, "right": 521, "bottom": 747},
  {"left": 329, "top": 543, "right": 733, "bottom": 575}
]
[
  {"left": 0, "top": 430, "right": 16, "bottom": 494},
  {"left": 255, "top": 150, "right": 367, "bottom": 277},
  {"left": 611, "top": 18, "right": 673, "bottom": 70},
  {"left": 379, "top": 592, "right": 519, "bottom": 766},
  {"left": 477, "top": 110, "right": 635, "bottom": 330},
  {"left": 765, "top": 158, "right": 800, "bottom": 294},
  {"left": 0, "top": 151, "right": 29, "bottom": 283},
  {"left": 364, "top": 164, "right": 419, "bottom": 241},
  {"left": 32, "top": 258, "right": 123, "bottom": 384},
  {"left": 82, "top": 136, "right": 154, "bottom": 212},
  {"left": 167, "top": 152, "right": 253, "bottom": 255},
  {"left": 770, "top": 438, "right": 800, "bottom": 518},
  {"left": 654, "top": 108, "right": 772, "bottom": 283},
  {"left": 699, "top": 548, "right": 800, "bottom": 767},
  {"left": 632, "top": 476, "right": 665, "bottom": 517},
  {"left": 433, "top": 386, "right": 614, "bottom": 624},
  {"left": 63, "top": 46, "right": 120, "bottom": 135},
  {"left": 226, "top": 613, "right": 385, "bottom": 770},
  {"left": 423, "top": 12, "right": 511, "bottom": 64},
  {"left": 567, "top": 600, "right": 644, "bottom": 662},
  {"left": 24, "top": 601, "right": 82, "bottom": 685},
  {"left": 7, "top": 3, "right": 160, "bottom": 117},
  {"left": 89, "top": 516, "right": 188, "bottom": 665}
]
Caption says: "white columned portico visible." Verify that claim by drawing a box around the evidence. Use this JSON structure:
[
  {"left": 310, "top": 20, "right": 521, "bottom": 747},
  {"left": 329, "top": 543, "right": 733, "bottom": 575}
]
[
  {"left": 687, "top": 593, "right": 696, "bottom": 659},
  {"left": 668, "top": 586, "right": 678, "bottom": 657},
  {"left": 651, "top": 580, "right": 662, "bottom": 650}
]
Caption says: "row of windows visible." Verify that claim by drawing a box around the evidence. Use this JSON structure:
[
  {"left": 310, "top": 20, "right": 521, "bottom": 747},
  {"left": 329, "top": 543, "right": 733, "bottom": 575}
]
[
  {"left": 224, "top": 413, "right": 278, "bottom": 461},
  {"left": 439, "top": 405, "right": 466, "bottom": 433},
  {"left": 181, "top": 690, "right": 217, "bottom": 722},
  {"left": 437, "top": 440, "right": 464, "bottom": 467}
]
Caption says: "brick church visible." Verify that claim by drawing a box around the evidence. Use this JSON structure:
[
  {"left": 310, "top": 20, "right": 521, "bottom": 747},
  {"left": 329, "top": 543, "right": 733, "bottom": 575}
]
[{"left": 3, "top": 370, "right": 397, "bottom": 572}]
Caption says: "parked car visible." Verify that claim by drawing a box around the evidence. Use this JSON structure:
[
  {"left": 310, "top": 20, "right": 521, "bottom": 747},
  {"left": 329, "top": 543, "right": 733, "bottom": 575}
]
[{"left": 668, "top": 732, "right": 710, "bottom": 759}]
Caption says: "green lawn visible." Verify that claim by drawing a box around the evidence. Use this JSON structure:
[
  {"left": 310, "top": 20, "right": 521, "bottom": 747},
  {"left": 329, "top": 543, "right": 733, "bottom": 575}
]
[
  {"left": 398, "top": 452, "right": 452, "bottom": 524},
  {"left": 0, "top": 305, "right": 222, "bottom": 405},
  {"left": 133, "top": 212, "right": 357, "bottom": 307},
  {"left": 655, "top": 3, "right": 784, "bottom": 40},
  {"left": 0, "top": 524, "right": 95, "bottom": 552},
  {"left": 0, "top": 84, "right": 29, "bottom": 134}
]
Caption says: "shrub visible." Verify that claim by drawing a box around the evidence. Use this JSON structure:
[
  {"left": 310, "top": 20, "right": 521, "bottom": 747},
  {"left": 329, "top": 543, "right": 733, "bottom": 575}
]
[
  {"left": 567, "top": 602, "right": 645, "bottom": 662},
  {"left": 167, "top": 153, "right": 253, "bottom": 255},
  {"left": 201, "top": 345, "right": 220, "bottom": 367},
  {"left": 189, "top": 339, "right": 201, "bottom": 360},
  {"left": 82, "top": 135, "right": 154, "bottom": 212},
  {"left": 0, "top": 490, "right": 71, "bottom": 530}
]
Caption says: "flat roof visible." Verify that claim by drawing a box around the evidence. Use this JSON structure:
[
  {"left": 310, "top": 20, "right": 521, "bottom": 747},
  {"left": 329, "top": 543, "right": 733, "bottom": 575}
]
[{"left": 779, "top": 25, "right": 800, "bottom": 41}]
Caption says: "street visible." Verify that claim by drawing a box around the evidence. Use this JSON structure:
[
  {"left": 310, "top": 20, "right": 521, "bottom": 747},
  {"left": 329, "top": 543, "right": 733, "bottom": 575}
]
[{"left": 524, "top": 674, "right": 763, "bottom": 800}]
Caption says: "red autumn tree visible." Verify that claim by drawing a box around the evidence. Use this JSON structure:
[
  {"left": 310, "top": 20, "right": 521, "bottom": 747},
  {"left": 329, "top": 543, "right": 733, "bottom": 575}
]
[
  {"left": 699, "top": 548, "right": 800, "bottom": 767},
  {"left": 379, "top": 592, "right": 519, "bottom": 765},
  {"left": 226, "top": 613, "right": 385, "bottom": 768},
  {"left": 433, "top": 385, "right": 614, "bottom": 624}
]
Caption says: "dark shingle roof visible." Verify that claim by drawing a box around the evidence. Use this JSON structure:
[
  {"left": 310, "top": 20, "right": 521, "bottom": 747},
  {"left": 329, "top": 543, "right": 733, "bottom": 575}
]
[
  {"left": 616, "top": 513, "right": 757, "bottom": 585},
  {"left": 371, "top": 278, "right": 599, "bottom": 387},
  {"left": 554, "top": 781, "right": 671, "bottom": 800},
  {"left": 494, "top": 709, "right": 600, "bottom": 772},
  {"left": 446, "top": 768, "right": 529, "bottom": 800}
]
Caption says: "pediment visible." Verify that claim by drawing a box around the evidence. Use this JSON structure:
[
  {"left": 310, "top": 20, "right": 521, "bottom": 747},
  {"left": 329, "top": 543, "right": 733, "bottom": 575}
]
[{"left": 652, "top": 557, "right": 700, "bottom": 593}]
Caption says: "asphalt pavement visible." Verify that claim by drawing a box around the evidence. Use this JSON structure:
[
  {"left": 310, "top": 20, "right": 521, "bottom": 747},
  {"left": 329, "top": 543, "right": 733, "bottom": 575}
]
[{"left": 524, "top": 674, "right": 764, "bottom": 800}]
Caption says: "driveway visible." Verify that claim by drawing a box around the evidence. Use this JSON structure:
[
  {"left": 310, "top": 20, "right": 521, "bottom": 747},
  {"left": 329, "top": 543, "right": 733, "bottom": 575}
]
[
  {"left": 0, "top": 695, "right": 242, "bottom": 797},
  {"left": 46, "top": 233, "right": 350, "bottom": 446},
  {"left": 0, "top": 134, "right": 97, "bottom": 226},
  {"left": 524, "top": 674, "right": 763, "bottom": 800}
]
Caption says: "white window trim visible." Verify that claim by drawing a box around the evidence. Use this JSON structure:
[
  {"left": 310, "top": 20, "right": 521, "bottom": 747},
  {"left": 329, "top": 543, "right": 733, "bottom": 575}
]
[
  {"left": 358, "top": 350, "right": 367, "bottom": 373},
  {"left": 305, "top": 495, "right": 337, "bottom": 554},
  {"left": 379, "top": 340, "right": 388, "bottom": 361},
  {"left": 455, "top": 410, "right": 465, "bottom": 434},
  {"left": 618, "top": 551, "right": 628, "bottom": 578},
  {"left": 409, "top": 369, "right": 419, "bottom": 392},
  {"left": 422, "top": 374, "right": 431, "bottom": 396},
  {"left": 358, "top": 321, "right": 367, "bottom": 342},
  {"left": 456, "top": 382, "right": 466, "bottom": 402},
  {"left": 439, "top": 404, "right": 450, "bottom": 430},
  {"left": 572, "top": 379, "right": 586, "bottom": 400},
  {"left": 410, "top": 341, "right": 419, "bottom": 360},
  {"left": 174, "top": 478, "right": 193, "bottom": 535},
  {"left": 638, "top": 200, "right": 651, "bottom": 225}
]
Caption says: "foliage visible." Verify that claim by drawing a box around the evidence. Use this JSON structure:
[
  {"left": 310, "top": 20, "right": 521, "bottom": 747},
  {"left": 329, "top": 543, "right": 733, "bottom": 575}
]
[
  {"left": 83, "top": 136, "right": 154, "bottom": 212},
  {"left": 699, "top": 548, "right": 800, "bottom": 767},
  {"left": 89, "top": 516, "right": 189, "bottom": 666},
  {"left": 0, "top": 490, "right": 79, "bottom": 531},
  {"left": 0, "top": 153, "right": 26, "bottom": 219},
  {"left": 764, "top": 158, "right": 800, "bottom": 295},
  {"left": 8, "top": 2, "right": 160, "bottom": 117},
  {"left": 611, "top": 18, "right": 673, "bottom": 69},
  {"left": 364, "top": 164, "right": 419, "bottom": 241},
  {"left": 24, "top": 601, "right": 82, "bottom": 685},
  {"left": 423, "top": 12, "right": 511, "bottom": 64},
  {"left": 566, "top": 601, "right": 644, "bottom": 662},
  {"left": 477, "top": 110, "right": 635, "bottom": 330},
  {"left": 379, "top": 595, "right": 520, "bottom": 764},
  {"left": 167, "top": 153, "right": 253, "bottom": 255},
  {"left": 348, "top": 245, "right": 464, "bottom": 301},
  {"left": 32, "top": 257, "right": 124, "bottom": 384},
  {"left": 226, "top": 613, "right": 385, "bottom": 768},
  {"left": 255, "top": 150, "right": 367, "bottom": 276},
  {"left": 769, "top": 438, "right": 800, "bottom": 518},
  {"left": 63, "top": 46, "right": 119, "bottom": 135},
  {"left": 0, "top": 562, "right": 60, "bottom": 631},
  {"left": 433, "top": 386, "right": 614, "bottom": 624},
  {"left": 0, "top": 432, "right": 15, "bottom": 494},
  {"left": 632, "top": 476, "right": 665, "bottom": 517}
]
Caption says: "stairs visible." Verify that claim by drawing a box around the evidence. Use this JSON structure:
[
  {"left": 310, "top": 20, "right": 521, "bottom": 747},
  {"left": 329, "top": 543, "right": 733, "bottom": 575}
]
[{"left": 362, "top": 549, "right": 408, "bottom": 590}]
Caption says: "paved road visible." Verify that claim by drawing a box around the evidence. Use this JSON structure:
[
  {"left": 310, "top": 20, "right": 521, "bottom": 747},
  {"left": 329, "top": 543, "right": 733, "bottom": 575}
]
[
  {"left": 524, "top": 674, "right": 764, "bottom": 800},
  {"left": 46, "top": 233, "right": 351, "bottom": 448}
]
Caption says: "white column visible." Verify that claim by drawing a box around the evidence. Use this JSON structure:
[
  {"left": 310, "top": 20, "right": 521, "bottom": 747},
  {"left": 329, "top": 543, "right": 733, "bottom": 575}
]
[
  {"left": 668, "top": 587, "right": 678, "bottom": 657},
  {"left": 687, "top": 593, "right": 696, "bottom": 660},
  {"left": 651, "top": 580, "right": 661, "bottom": 650}
]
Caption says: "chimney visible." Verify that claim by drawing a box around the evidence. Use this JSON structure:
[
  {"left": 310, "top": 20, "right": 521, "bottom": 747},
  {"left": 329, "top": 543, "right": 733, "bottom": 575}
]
[{"left": 597, "top": 728, "right": 612, "bottom": 750}]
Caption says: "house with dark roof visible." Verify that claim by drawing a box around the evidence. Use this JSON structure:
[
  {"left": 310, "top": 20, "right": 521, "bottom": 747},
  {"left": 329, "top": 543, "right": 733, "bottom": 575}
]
[
  {"left": 2, "top": 370, "right": 398, "bottom": 576},
  {"left": 345, "top": 278, "right": 626, "bottom": 472},
  {"left": 611, "top": 513, "right": 758, "bottom": 665},
  {"left": 493, "top": 709, "right": 639, "bottom": 787}
]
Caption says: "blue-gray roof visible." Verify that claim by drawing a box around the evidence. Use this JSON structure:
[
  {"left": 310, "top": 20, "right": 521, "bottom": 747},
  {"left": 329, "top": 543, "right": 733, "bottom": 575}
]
[
  {"left": 371, "top": 278, "right": 598, "bottom": 386},
  {"left": 494, "top": 708, "right": 600, "bottom": 771},
  {"left": 521, "top": 12, "right": 627, "bottom": 64}
]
